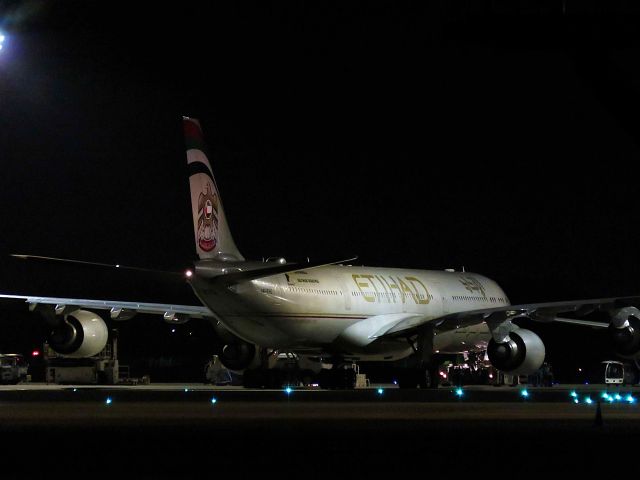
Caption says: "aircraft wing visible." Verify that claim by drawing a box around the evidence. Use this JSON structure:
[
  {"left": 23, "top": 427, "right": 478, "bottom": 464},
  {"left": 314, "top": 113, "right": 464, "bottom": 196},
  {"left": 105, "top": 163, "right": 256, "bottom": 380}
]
[
  {"left": 0, "top": 294, "right": 213, "bottom": 320},
  {"left": 371, "top": 296, "right": 640, "bottom": 340}
]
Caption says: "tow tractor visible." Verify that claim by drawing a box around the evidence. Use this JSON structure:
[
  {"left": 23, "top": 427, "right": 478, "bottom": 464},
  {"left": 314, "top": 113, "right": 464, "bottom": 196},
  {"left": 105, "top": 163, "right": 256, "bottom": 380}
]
[
  {"left": 602, "top": 360, "right": 625, "bottom": 385},
  {"left": 0, "top": 354, "right": 29, "bottom": 384}
]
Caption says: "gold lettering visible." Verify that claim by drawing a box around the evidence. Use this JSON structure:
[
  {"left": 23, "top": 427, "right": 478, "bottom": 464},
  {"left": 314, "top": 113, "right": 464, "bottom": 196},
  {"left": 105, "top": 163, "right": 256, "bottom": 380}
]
[
  {"left": 406, "top": 276, "right": 430, "bottom": 305},
  {"left": 362, "top": 274, "right": 380, "bottom": 301},
  {"left": 352, "top": 274, "right": 376, "bottom": 302},
  {"left": 385, "top": 276, "right": 401, "bottom": 303},
  {"left": 397, "top": 277, "right": 414, "bottom": 304},
  {"left": 376, "top": 275, "right": 391, "bottom": 303}
]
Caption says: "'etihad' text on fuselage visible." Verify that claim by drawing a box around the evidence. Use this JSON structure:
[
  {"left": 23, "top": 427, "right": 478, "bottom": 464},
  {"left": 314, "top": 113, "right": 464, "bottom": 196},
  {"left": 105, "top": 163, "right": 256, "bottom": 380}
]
[{"left": 352, "top": 274, "right": 430, "bottom": 304}]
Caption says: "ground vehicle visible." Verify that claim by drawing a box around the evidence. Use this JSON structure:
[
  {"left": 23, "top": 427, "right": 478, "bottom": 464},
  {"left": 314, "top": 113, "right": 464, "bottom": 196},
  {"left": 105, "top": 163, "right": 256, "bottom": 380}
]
[
  {"left": 602, "top": 360, "right": 624, "bottom": 385},
  {"left": 0, "top": 354, "right": 28, "bottom": 384}
]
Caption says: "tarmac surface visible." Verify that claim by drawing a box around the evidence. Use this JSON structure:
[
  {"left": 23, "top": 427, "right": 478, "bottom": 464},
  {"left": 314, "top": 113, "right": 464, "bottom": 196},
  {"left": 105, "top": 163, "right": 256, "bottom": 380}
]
[{"left": 1, "top": 383, "right": 638, "bottom": 477}]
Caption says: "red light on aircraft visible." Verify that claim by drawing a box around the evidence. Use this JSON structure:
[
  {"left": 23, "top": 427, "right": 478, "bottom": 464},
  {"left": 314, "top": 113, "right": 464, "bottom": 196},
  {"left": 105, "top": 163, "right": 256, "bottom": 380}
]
[{"left": 32, "top": 350, "right": 40, "bottom": 357}]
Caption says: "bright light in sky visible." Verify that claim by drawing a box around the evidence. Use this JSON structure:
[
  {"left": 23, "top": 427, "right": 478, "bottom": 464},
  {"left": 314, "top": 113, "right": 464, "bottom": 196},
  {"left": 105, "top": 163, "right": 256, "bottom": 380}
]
[{"left": 0, "top": 32, "right": 5, "bottom": 51}]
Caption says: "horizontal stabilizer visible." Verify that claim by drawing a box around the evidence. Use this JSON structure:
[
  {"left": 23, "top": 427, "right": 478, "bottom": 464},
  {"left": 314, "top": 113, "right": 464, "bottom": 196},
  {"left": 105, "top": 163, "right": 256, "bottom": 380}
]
[{"left": 212, "top": 255, "right": 359, "bottom": 287}]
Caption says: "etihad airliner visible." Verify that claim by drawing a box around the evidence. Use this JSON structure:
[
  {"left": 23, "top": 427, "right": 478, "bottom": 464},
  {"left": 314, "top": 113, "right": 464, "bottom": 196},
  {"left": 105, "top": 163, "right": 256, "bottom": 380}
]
[{"left": 2, "top": 117, "right": 639, "bottom": 388}]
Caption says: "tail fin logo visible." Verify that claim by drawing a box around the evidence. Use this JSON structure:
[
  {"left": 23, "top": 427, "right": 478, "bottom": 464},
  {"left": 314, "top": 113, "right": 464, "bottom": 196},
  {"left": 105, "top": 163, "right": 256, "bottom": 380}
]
[{"left": 197, "top": 182, "right": 219, "bottom": 252}]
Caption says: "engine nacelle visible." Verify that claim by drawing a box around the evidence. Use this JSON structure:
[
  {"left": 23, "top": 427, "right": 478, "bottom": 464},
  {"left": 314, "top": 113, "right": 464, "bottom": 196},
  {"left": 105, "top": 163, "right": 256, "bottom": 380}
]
[
  {"left": 213, "top": 321, "right": 239, "bottom": 344},
  {"left": 609, "top": 307, "right": 640, "bottom": 358},
  {"left": 219, "top": 340, "right": 259, "bottom": 371},
  {"left": 487, "top": 328, "right": 545, "bottom": 375},
  {"left": 48, "top": 310, "right": 109, "bottom": 358}
]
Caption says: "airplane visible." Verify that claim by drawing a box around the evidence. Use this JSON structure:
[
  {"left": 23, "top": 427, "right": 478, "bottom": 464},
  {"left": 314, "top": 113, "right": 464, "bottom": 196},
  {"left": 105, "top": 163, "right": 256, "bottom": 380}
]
[{"left": 2, "top": 116, "right": 640, "bottom": 389}]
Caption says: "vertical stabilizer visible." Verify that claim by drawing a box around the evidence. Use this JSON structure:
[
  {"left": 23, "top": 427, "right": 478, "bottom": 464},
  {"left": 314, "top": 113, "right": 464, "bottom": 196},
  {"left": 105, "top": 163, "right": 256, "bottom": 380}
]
[{"left": 183, "top": 117, "right": 244, "bottom": 261}]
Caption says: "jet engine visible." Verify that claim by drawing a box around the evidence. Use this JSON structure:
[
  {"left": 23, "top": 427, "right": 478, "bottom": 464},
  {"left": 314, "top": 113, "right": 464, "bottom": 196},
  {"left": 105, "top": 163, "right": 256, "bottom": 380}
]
[
  {"left": 609, "top": 307, "right": 640, "bottom": 357},
  {"left": 219, "top": 340, "right": 259, "bottom": 371},
  {"left": 48, "top": 310, "right": 109, "bottom": 358},
  {"left": 487, "top": 328, "right": 545, "bottom": 375},
  {"left": 211, "top": 321, "right": 260, "bottom": 371}
]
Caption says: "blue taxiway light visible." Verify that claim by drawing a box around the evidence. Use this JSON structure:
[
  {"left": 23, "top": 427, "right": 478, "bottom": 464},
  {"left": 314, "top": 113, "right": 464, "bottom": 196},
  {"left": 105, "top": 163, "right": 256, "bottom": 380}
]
[
  {"left": 210, "top": 397, "right": 218, "bottom": 404},
  {"left": 284, "top": 387, "right": 293, "bottom": 395},
  {"left": 585, "top": 397, "right": 593, "bottom": 405},
  {"left": 570, "top": 391, "right": 578, "bottom": 398},
  {"left": 184, "top": 388, "right": 189, "bottom": 392},
  {"left": 615, "top": 394, "right": 622, "bottom": 401},
  {"left": 601, "top": 393, "right": 612, "bottom": 402},
  {"left": 573, "top": 398, "right": 579, "bottom": 404},
  {"left": 377, "top": 388, "right": 384, "bottom": 395},
  {"left": 626, "top": 395, "right": 636, "bottom": 403},
  {"left": 520, "top": 389, "right": 529, "bottom": 398},
  {"left": 455, "top": 388, "right": 464, "bottom": 397},
  {"left": 105, "top": 397, "right": 112, "bottom": 405}
]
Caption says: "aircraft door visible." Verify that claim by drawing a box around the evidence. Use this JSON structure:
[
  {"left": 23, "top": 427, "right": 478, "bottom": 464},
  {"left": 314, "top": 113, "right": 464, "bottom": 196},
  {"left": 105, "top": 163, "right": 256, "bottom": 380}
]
[
  {"left": 433, "top": 282, "right": 451, "bottom": 316},
  {"left": 337, "top": 275, "right": 352, "bottom": 311}
]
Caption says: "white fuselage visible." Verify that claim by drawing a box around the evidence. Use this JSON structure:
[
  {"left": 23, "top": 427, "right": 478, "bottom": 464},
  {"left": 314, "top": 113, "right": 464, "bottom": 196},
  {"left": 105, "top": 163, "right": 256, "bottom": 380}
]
[{"left": 191, "top": 265, "right": 510, "bottom": 361}]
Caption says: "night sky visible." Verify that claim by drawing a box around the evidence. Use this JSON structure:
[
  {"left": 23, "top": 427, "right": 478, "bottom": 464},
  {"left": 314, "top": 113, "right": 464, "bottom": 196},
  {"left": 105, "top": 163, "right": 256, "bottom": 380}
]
[{"left": 1, "top": 1, "right": 640, "bottom": 380}]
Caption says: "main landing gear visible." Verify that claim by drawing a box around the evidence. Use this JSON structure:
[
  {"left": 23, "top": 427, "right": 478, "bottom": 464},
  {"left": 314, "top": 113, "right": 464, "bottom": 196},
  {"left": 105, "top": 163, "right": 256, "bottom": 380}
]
[{"left": 397, "top": 326, "right": 441, "bottom": 389}]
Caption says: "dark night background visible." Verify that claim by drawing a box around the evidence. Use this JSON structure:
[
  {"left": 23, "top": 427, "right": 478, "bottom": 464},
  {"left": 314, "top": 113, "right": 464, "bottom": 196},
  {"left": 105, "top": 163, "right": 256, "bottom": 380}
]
[{"left": 1, "top": 0, "right": 640, "bottom": 382}]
